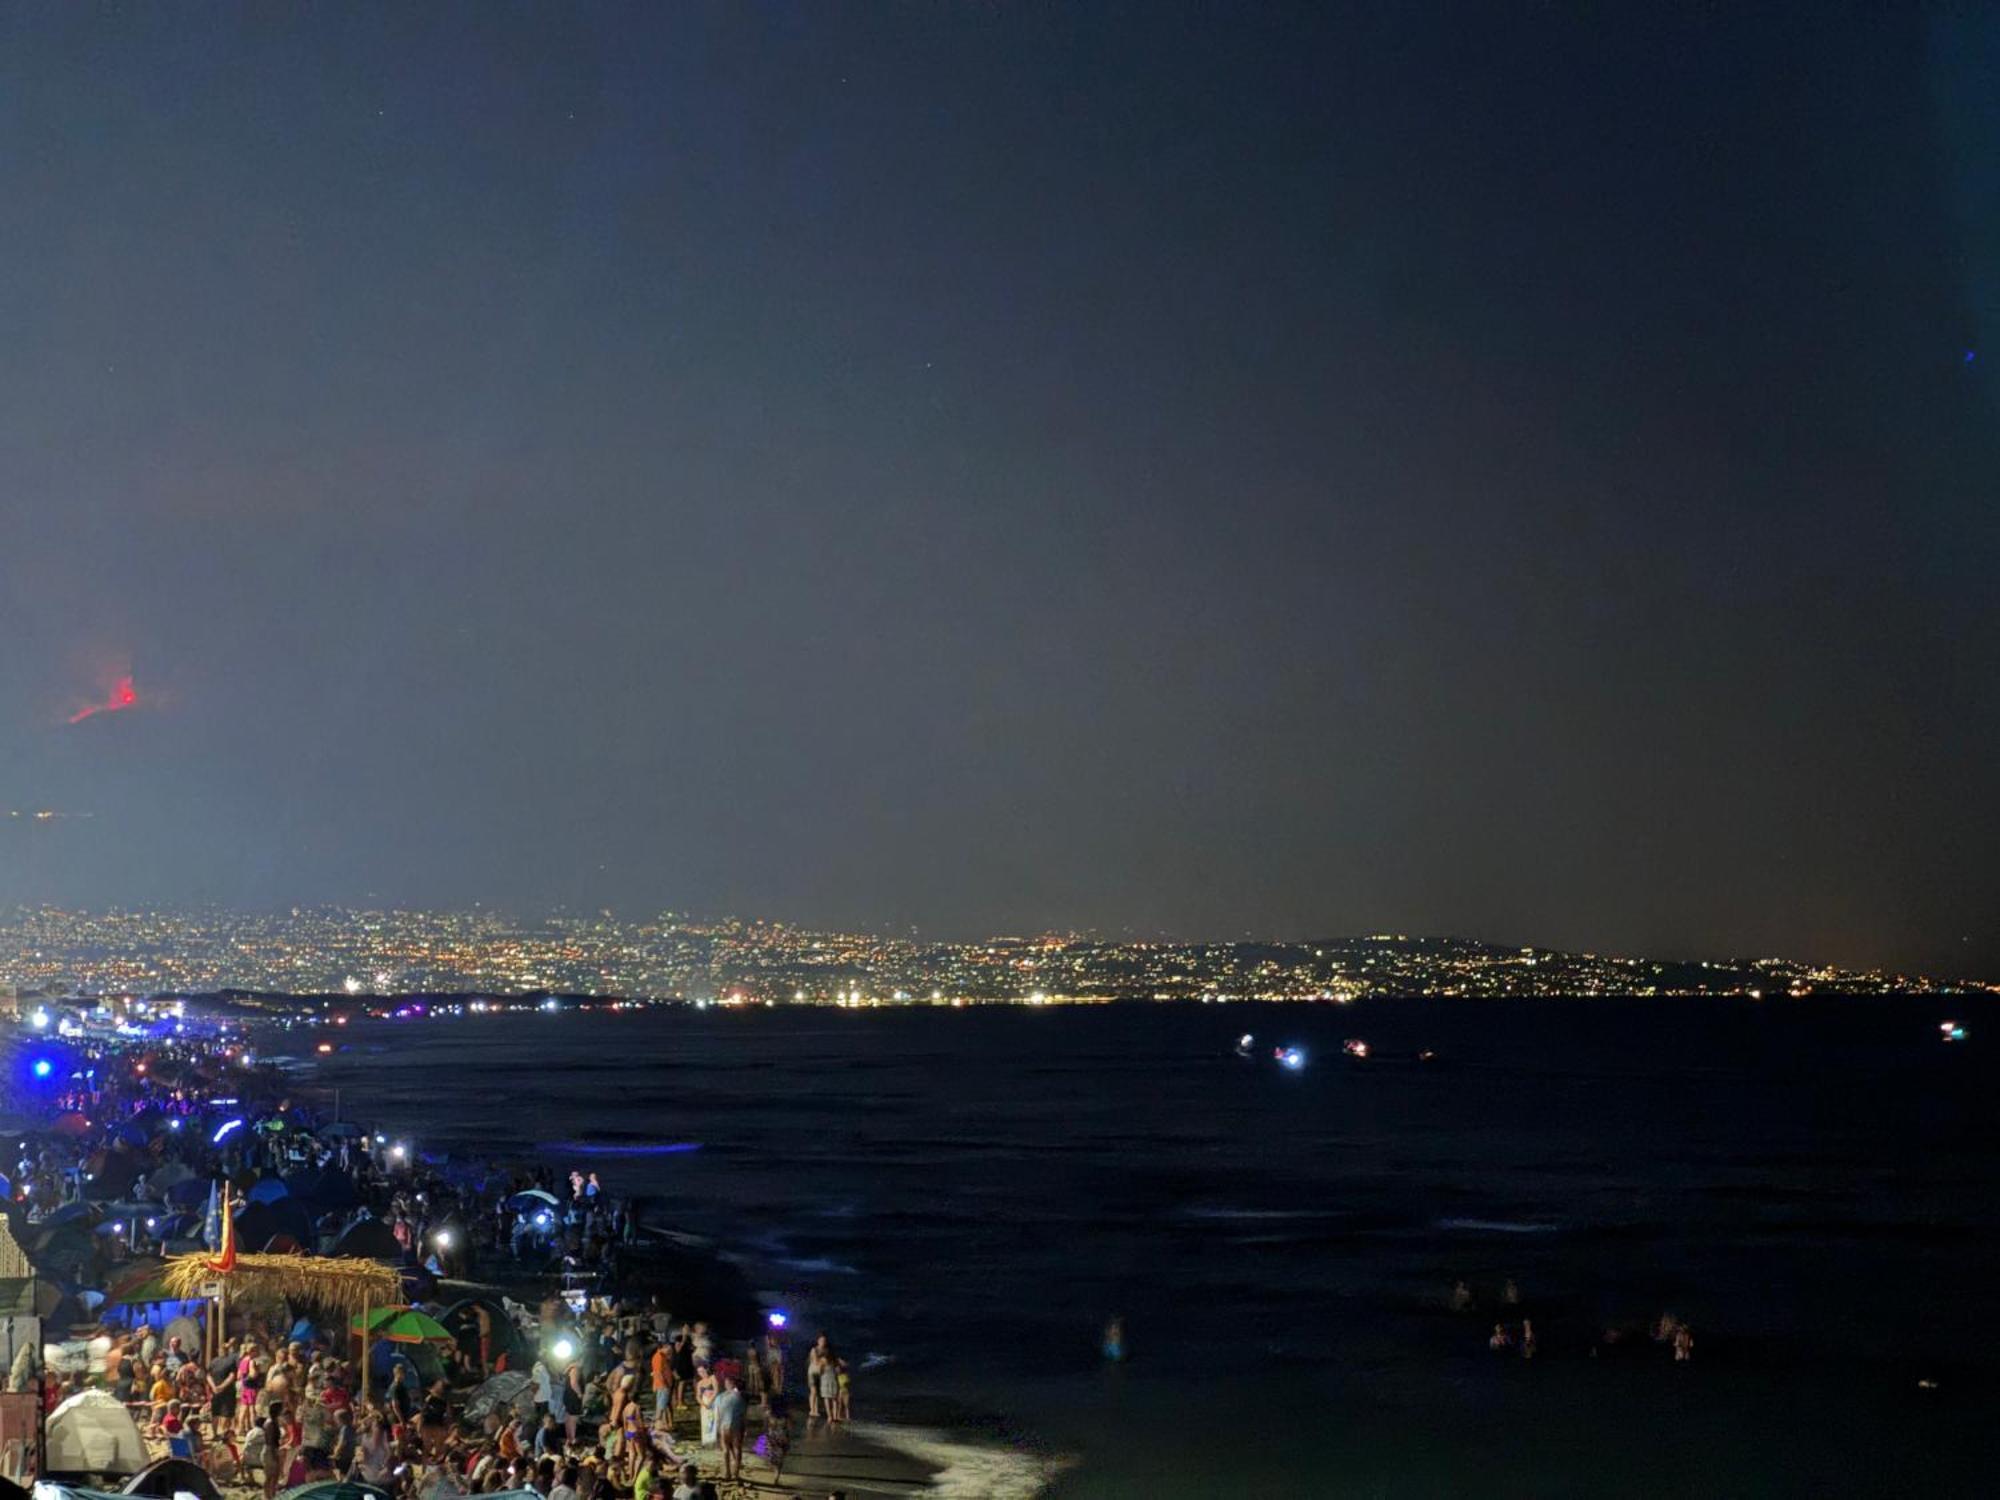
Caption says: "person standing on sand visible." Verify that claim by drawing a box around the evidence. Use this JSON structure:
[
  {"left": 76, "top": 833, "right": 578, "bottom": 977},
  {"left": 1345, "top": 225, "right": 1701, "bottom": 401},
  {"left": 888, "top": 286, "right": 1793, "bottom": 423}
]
[
  {"left": 806, "top": 1336, "right": 830, "bottom": 1422},
  {"left": 695, "top": 1361, "right": 719, "bottom": 1447},
  {"left": 649, "top": 1340, "right": 672, "bottom": 1425},
  {"left": 816, "top": 1346, "right": 842, "bottom": 1426},
  {"left": 670, "top": 1329, "right": 696, "bottom": 1413},
  {"left": 713, "top": 1375, "right": 746, "bottom": 1481}
]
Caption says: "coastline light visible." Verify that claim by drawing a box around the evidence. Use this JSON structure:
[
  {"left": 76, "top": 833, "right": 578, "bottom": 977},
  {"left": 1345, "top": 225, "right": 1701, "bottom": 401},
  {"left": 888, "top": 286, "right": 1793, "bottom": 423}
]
[{"left": 1276, "top": 1046, "right": 1307, "bottom": 1071}]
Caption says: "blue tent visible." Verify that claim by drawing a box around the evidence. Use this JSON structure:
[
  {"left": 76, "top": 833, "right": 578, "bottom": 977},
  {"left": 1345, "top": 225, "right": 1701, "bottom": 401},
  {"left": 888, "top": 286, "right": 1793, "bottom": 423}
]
[{"left": 246, "top": 1177, "right": 290, "bottom": 1204}]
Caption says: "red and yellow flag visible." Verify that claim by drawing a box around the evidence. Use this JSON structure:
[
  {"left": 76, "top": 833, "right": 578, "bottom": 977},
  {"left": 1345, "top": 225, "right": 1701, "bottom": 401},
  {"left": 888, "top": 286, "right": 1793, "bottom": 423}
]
[{"left": 206, "top": 1189, "right": 237, "bottom": 1274}]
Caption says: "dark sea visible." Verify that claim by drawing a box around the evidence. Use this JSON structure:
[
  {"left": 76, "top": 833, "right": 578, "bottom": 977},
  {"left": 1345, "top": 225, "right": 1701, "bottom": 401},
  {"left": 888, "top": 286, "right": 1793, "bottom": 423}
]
[{"left": 308, "top": 998, "right": 1997, "bottom": 1497}]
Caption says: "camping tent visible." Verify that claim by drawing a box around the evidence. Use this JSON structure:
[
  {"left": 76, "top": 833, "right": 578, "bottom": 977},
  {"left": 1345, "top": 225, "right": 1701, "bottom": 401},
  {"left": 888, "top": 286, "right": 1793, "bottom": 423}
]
[
  {"left": 330, "top": 1219, "right": 401, "bottom": 1262},
  {"left": 46, "top": 1390, "right": 148, "bottom": 1478},
  {"left": 122, "top": 1459, "right": 222, "bottom": 1500}
]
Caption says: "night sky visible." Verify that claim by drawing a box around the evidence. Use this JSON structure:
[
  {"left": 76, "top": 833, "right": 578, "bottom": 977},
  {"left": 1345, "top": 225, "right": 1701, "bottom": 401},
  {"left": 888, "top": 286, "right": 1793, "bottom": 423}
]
[{"left": 2, "top": 5, "right": 1995, "bottom": 974}]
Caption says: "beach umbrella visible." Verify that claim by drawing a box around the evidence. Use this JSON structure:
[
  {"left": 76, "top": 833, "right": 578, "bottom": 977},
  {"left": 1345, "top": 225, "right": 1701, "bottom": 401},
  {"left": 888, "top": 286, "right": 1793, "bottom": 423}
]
[
  {"left": 350, "top": 1307, "right": 455, "bottom": 1345},
  {"left": 43, "top": 1202, "right": 98, "bottom": 1226},
  {"left": 149, "top": 1162, "right": 195, "bottom": 1191},
  {"left": 462, "top": 1370, "right": 536, "bottom": 1421},
  {"left": 505, "top": 1188, "right": 561, "bottom": 1211},
  {"left": 246, "top": 1177, "right": 290, "bottom": 1204},
  {"left": 165, "top": 1179, "right": 209, "bottom": 1207}
]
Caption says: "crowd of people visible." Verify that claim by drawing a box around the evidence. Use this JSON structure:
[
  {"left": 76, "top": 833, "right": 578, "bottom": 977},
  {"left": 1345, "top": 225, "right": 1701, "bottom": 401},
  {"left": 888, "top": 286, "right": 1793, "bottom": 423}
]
[{"left": 17, "top": 1026, "right": 864, "bottom": 1499}]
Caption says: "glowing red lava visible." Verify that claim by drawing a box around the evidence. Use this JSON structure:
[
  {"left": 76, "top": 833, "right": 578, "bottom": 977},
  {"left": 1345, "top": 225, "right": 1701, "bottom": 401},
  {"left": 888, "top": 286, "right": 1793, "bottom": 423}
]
[{"left": 69, "top": 675, "right": 138, "bottom": 724}]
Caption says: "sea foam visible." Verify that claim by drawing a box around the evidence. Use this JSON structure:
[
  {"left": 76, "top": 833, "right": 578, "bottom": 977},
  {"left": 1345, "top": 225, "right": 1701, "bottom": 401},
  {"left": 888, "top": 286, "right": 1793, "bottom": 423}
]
[{"left": 846, "top": 1421, "right": 1075, "bottom": 1499}]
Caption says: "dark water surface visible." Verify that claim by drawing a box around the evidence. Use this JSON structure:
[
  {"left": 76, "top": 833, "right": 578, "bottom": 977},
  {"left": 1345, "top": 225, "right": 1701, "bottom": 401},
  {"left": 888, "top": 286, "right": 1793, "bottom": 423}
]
[{"left": 311, "top": 998, "right": 1998, "bottom": 1496}]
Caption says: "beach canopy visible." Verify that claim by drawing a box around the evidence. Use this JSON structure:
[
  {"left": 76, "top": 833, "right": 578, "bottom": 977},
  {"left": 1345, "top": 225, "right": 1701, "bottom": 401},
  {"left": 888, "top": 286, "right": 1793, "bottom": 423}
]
[
  {"left": 350, "top": 1307, "right": 454, "bottom": 1345},
  {"left": 46, "top": 1390, "right": 148, "bottom": 1477},
  {"left": 163, "top": 1251, "right": 400, "bottom": 1320}
]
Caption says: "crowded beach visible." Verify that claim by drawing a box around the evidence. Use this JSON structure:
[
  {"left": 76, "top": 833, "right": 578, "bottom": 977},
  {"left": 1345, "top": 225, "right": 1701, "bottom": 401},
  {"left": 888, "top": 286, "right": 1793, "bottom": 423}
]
[{"left": 5, "top": 1012, "right": 887, "bottom": 1500}]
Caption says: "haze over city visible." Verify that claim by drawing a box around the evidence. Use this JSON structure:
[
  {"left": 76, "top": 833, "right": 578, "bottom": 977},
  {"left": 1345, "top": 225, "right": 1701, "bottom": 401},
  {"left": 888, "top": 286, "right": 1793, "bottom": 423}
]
[{"left": 4, "top": 5, "right": 1996, "bottom": 976}]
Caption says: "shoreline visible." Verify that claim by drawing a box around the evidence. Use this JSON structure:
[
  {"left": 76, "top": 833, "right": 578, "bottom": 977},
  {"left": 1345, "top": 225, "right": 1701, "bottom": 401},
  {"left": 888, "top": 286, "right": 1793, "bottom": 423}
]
[{"left": 280, "top": 1022, "right": 1074, "bottom": 1499}]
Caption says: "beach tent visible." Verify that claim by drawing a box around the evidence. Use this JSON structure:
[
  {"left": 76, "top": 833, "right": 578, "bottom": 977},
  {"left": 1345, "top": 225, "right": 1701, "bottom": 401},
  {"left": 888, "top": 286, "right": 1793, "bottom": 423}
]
[
  {"left": 275, "top": 1484, "right": 395, "bottom": 1500},
  {"left": 462, "top": 1371, "right": 536, "bottom": 1422},
  {"left": 246, "top": 1178, "right": 290, "bottom": 1205},
  {"left": 148, "top": 1163, "right": 195, "bottom": 1192},
  {"left": 298, "top": 1169, "right": 358, "bottom": 1211},
  {"left": 440, "top": 1296, "right": 531, "bottom": 1371},
  {"left": 232, "top": 1199, "right": 312, "bottom": 1251},
  {"left": 121, "top": 1458, "right": 222, "bottom": 1500},
  {"left": 330, "top": 1218, "right": 402, "bottom": 1262},
  {"left": 46, "top": 1390, "right": 148, "bottom": 1478}
]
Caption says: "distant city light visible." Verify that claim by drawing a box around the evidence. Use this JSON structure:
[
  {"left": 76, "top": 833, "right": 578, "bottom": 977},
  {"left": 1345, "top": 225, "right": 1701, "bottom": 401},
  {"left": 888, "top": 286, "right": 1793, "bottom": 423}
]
[{"left": 1276, "top": 1046, "right": 1306, "bottom": 1070}]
